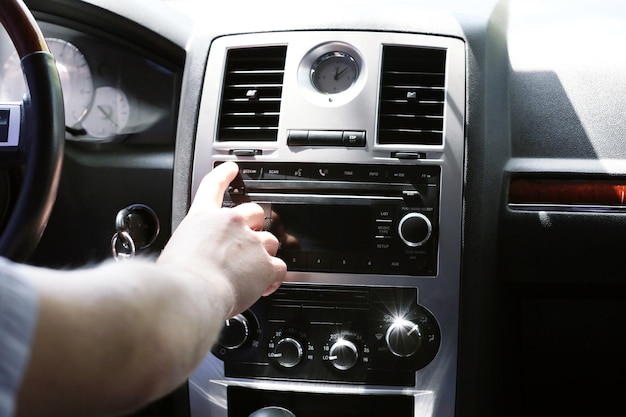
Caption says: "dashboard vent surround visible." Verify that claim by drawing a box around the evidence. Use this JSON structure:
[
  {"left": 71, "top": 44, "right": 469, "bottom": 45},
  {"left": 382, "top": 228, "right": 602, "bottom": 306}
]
[
  {"left": 217, "top": 46, "right": 287, "bottom": 142},
  {"left": 377, "top": 46, "right": 447, "bottom": 146}
]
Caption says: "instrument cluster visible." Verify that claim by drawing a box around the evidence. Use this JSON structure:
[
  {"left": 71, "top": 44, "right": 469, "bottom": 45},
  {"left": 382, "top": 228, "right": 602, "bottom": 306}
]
[{"left": 0, "top": 20, "right": 180, "bottom": 145}]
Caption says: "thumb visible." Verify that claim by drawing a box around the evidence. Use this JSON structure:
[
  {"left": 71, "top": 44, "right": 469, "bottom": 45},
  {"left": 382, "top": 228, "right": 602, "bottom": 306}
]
[{"left": 189, "top": 162, "right": 239, "bottom": 214}]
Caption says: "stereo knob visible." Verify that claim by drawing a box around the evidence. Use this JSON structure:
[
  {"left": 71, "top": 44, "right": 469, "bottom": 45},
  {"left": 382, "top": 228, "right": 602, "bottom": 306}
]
[
  {"left": 398, "top": 212, "right": 432, "bottom": 247},
  {"left": 385, "top": 319, "right": 422, "bottom": 357},
  {"left": 328, "top": 338, "right": 359, "bottom": 370},
  {"left": 218, "top": 314, "right": 250, "bottom": 350},
  {"left": 273, "top": 337, "right": 303, "bottom": 368}
]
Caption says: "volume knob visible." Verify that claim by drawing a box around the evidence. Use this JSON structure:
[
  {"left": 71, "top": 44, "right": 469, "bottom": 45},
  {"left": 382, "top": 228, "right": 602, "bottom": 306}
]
[
  {"left": 328, "top": 338, "right": 359, "bottom": 370},
  {"left": 385, "top": 319, "right": 422, "bottom": 357},
  {"left": 398, "top": 212, "right": 432, "bottom": 247}
]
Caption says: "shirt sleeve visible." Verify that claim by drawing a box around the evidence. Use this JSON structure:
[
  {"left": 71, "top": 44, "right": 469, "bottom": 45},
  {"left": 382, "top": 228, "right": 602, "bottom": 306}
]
[{"left": 0, "top": 258, "right": 39, "bottom": 417}]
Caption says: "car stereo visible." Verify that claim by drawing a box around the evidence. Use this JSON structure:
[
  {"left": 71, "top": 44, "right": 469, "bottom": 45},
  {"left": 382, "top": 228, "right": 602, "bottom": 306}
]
[{"left": 223, "top": 162, "right": 440, "bottom": 277}]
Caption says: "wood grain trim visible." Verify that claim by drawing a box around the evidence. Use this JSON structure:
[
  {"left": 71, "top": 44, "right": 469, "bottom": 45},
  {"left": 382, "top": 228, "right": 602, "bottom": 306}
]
[
  {"left": 0, "top": 0, "right": 48, "bottom": 57},
  {"left": 509, "top": 178, "right": 626, "bottom": 206}
]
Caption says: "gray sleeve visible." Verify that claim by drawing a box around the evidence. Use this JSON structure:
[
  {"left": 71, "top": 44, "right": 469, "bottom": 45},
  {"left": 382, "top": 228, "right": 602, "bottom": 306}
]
[{"left": 0, "top": 258, "right": 39, "bottom": 417}]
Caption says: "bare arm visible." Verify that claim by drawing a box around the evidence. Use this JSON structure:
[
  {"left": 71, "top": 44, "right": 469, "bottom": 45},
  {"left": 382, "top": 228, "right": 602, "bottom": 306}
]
[{"left": 15, "top": 161, "right": 286, "bottom": 417}]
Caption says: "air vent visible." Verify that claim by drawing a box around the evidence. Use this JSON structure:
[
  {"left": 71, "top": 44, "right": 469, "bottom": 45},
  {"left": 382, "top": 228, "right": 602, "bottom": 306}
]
[
  {"left": 217, "top": 46, "right": 287, "bottom": 142},
  {"left": 377, "top": 46, "right": 447, "bottom": 146}
]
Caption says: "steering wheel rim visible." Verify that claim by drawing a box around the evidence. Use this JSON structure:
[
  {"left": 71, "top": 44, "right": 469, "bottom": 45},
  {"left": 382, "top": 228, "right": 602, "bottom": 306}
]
[{"left": 0, "top": 0, "right": 64, "bottom": 262}]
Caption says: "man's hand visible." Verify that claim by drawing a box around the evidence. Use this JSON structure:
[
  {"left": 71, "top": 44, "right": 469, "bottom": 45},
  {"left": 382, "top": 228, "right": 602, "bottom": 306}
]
[{"left": 159, "top": 161, "right": 287, "bottom": 317}]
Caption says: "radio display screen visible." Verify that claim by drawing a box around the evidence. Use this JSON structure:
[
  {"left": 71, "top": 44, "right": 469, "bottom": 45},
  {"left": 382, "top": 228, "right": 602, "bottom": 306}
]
[{"left": 271, "top": 203, "right": 373, "bottom": 253}]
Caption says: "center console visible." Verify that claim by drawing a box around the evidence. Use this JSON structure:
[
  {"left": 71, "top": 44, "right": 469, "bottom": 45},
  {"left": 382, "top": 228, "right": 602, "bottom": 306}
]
[{"left": 189, "top": 31, "right": 465, "bottom": 417}]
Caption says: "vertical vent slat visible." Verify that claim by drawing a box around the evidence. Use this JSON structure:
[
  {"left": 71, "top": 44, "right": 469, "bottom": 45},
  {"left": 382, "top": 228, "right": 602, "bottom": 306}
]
[
  {"left": 217, "top": 46, "right": 287, "bottom": 142},
  {"left": 378, "top": 46, "right": 447, "bottom": 146}
]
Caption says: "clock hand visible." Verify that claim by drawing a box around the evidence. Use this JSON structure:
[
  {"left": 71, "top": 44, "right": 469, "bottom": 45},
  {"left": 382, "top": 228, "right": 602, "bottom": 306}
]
[{"left": 334, "top": 66, "right": 349, "bottom": 80}]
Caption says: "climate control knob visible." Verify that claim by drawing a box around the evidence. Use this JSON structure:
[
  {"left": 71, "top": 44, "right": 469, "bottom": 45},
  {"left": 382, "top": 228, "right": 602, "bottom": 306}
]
[
  {"left": 218, "top": 314, "right": 250, "bottom": 350},
  {"left": 328, "top": 338, "right": 359, "bottom": 370},
  {"left": 272, "top": 337, "right": 303, "bottom": 368},
  {"left": 385, "top": 319, "right": 422, "bottom": 357},
  {"left": 398, "top": 212, "right": 432, "bottom": 247}
]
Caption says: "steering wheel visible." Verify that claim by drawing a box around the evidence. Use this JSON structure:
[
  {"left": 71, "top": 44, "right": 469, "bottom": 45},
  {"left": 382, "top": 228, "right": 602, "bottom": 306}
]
[{"left": 0, "top": 0, "right": 64, "bottom": 262}]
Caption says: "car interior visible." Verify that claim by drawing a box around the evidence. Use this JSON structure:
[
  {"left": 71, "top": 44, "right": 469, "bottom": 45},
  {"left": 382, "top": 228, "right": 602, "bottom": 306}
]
[{"left": 2, "top": 0, "right": 626, "bottom": 416}]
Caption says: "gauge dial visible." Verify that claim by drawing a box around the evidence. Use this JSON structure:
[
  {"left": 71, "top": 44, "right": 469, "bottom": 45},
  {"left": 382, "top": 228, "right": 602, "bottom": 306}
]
[
  {"left": 48, "top": 38, "right": 94, "bottom": 127},
  {"left": 81, "top": 86, "right": 130, "bottom": 138},
  {"left": 0, "top": 38, "right": 94, "bottom": 128},
  {"left": 311, "top": 51, "right": 359, "bottom": 94}
]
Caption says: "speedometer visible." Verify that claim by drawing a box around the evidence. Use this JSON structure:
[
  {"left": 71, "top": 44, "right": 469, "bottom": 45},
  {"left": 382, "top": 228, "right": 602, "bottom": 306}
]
[
  {"left": 48, "top": 38, "right": 94, "bottom": 127},
  {"left": 0, "top": 38, "right": 94, "bottom": 128}
]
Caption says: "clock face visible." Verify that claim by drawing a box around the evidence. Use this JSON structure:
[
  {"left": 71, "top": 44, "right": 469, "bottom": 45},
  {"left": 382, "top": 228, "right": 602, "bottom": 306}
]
[{"left": 310, "top": 51, "right": 359, "bottom": 94}]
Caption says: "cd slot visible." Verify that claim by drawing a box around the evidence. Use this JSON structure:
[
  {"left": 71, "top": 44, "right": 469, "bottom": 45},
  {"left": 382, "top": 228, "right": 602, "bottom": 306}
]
[{"left": 245, "top": 180, "right": 424, "bottom": 197}]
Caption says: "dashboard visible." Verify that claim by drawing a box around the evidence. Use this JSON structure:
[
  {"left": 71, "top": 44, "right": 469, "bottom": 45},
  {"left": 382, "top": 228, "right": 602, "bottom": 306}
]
[{"left": 4, "top": 0, "right": 626, "bottom": 417}]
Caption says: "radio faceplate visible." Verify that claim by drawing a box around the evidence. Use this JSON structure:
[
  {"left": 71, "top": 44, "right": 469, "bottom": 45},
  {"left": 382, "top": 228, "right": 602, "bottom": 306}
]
[{"left": 223, "top": 162, "right": 440, "bottom": 276}]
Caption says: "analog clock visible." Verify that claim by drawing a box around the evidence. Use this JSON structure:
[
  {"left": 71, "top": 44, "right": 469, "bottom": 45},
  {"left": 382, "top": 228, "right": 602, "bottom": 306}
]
[{"left": 310, "top": 51, "right": 359, "bottom": 94}]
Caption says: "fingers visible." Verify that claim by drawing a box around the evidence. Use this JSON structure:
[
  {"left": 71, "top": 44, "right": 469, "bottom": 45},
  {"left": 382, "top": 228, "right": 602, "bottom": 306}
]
[
  {"left": 231, "top": 202, "right": 266, "bottom": 231},
  {"left": 188, "top": 162, "right": 287, "bottom": 301},
  {"left": 257, "top": 230, "right": 280, "bottom": 256},
  {"left": 263, "top": 257, "right": 287, "bottom": 297},
  {"left": 190, "top": 162, "right": 239, "bottom": 213}
]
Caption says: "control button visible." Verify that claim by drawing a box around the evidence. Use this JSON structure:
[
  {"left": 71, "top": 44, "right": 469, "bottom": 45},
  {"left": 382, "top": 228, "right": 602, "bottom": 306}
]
[
  {"left": 308, "top": 130, "right": 343, "bottom": 146},
  {"left": 332, "top": 253, "right": 357, "bottom": 272},
  {"left": 389, "top": 166, "right": 430, "bottom": 183},
  {"left": 262, "top": 166, "right": 287, "bottom": 180},
  {"left": 280, "top": 251, "right": 306, "bottom": 270},
  {"left": 358, "top": 253, "right": 386, "bottom": 273},
  {"left": 391, "top": 151, "right": 427, "bottom": 160},
  {"left": 328, "top": 338, "right": 359, "bottom": 370},
  {"left": 307, "top": 252, "right": 332, "bottom": 271},
  {"left": 287, "top": 130, "right": 308, "bottom": 145},
  {"left": 375, "top": 207, "right": 394, "bottom": 219},
  {"left": 337, "top": 167, "right": 358, "bottom": 181},
  {"left": 375, "top": 237, "right": 392, "bottom": 250},
  {"left": 218, "top": 314, "right": 250, "bottom": 350},
  {"left": 363, "top": 166, "right": 386, "bottom": 181},
  {"left": 389, "top": 168, "right": 410, "bottom": 182},
  {"left": 398, "top": 212, "right": 432, "bottom": 247},
  {"left": 239, "top": 165, "right": 263, "bottom": 180},
  {"left": 402, "top": 190, "right": 424, "bottom": 206},
  {"left": 230, "top": 149, "right": 261, "bottom": 156},
  {"left": 404, "top": 251, "right": 431, "bottom": 275},
  {"left": 385, "top": 319, "right": 422, "bottom": 357},
  {"left": 342, "top": 131, "right": 366, "bottom": 147},
  {"left": 285, "top": 164, "right": 311, "bottom": 180},
  {"left": 386, "top": 258, "right": 410, "bottom": 275},
  {"left": 312, "top": 165, "right": 339, "bottom": 180},
  {"left": 375, "top": 219, "right": 393, "bottom": 237},
  {"left": 272, "top": 337, "right": 304, "bottom": 368}
]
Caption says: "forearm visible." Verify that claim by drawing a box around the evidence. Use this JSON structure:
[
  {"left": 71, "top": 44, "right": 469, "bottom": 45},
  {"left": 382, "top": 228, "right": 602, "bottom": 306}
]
[{"left": 15, "top": 259, "right": 233, "bottom": 417}]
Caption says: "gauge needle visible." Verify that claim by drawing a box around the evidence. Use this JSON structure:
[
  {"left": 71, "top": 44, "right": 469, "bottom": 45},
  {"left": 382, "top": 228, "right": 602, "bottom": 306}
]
[{"left": 97, "top": 105, "right": 119, "bottom": 128}]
